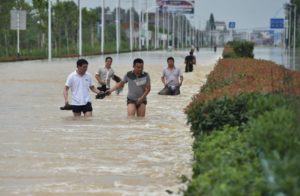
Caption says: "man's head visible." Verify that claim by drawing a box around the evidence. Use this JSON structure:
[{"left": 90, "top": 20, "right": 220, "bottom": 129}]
[
  {"left": 133, "top": 58, "right": 144, "bottom": 75},
  {"left": 76, "top": 59, "right": 89, "bottom": 75},
  {"left": 167, "top": 57, "right": 175, "bottom": 67},
  {"left": 105, "top": 57, "right": 113, "bottom": 68}
]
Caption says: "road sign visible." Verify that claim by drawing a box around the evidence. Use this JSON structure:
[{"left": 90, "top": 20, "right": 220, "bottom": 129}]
[
  {"left": 270, "top": 18, "right": 284, "bottom": 29},
  {"left": 157, "top": 0, "right": 195, "bottom": 14},
  {"left": 228, "top": 21, "right": 235, "bottom": 29},
  {"left": 10, "top": 10, "right": 27, "bottom": 30}
]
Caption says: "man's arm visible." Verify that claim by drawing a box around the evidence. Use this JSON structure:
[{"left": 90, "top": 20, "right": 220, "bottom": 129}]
[
  {"left": 112, "top": 75, "right": 121, "bottom": 83},
  {"left": 193, "top": 56, "right": 196, "bottom": 64},
  {"left": 90, "top": 85, "right": 100, "bottom": 94},
  {"left": 143, "top": 82, "right": 151, "bottom": 98},
  {"left": 108, "top": 81, "right": 125, "bottom": 94},
  {"left": 179, "top": 75, "right": 183, "bottom": 86},
  {"left": 63, "top": 86, "right": 69, "bottom": 104},
  {"left": 137, "top": 82, "right": 151, "bottom": 104},
  {"left": 161, "top": 76, "right": 166, "bottom": 86}
]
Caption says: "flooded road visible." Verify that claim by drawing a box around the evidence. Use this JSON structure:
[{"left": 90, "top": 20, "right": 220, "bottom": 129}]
[
  {"left": 254, "top": 47, "right": 300, "bottom": 71},
  {"left": 0, "top": 49, "right": 221, "bottom": 195}
]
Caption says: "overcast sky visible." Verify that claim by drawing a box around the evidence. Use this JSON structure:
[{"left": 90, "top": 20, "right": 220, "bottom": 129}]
[
  {"left": 80, "top": 0, "right": 289, "bottom": 30},
  {"left": 28, "top": 0, "right": 289, "bottom": 30}
]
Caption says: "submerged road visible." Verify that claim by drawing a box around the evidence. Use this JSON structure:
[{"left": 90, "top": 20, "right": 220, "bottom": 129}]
[{"left": 0, "top": 49, "right": 222, "bottom": 195}]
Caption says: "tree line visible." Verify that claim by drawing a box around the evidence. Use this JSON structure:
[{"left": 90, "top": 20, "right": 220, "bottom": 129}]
[{"left": 0, "top": 0, "right": 141, "bottom": 60}]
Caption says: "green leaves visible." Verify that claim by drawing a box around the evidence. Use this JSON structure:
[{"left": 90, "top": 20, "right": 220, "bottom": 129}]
[
  {"left": 185, "top": 92, "right": 300, "bottom": 195},
  {"left": 187, "top": 94, "right": 249, "bottom": 137},
  {"left": 223, "top": 41, "right": 255, "bottom": 59}
]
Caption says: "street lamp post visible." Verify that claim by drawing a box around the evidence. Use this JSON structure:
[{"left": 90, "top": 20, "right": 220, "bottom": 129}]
[
  {"left": 167, "top": 12, "right": 170, "bottom": 49},
  {"left": 139, "top": 0, "right": 142, "bottom": 50},
  {"left": 48, "top": 0, "right": 52, "bottom": 61},
  {"left": 101, "top": 0, "right": 105, "bottom": 54},
  {"left": 162, "top": 7, "right": 165, "bottom": 49},
  {"left": 172, "top": 13, "right": 175, "bottom": 49},
  {"left": 142, "top": 4, "right": 159, "bottom": 50},
  {"left": 293, "top": 4, "right": 297, "bottom": 58},
  {"left": 155, "top": 6, "right": 159, "bottom": 49},
  {"left": 116, "top": 0, "right": 120, "bottom": 53},
  {"left": 145, "top": 1, "right": 149, "bottom": 50},
  {"left": 130, "top": 0, "right": 133, "bottom": 51},
  {"left": 78, "top": 0, "right": 82, "bottom": 56}
]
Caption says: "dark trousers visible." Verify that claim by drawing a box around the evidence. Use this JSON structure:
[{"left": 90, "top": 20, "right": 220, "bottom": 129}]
[
  {"left": 158, "top": 86, "right": 180, "bottom": 95},
  {"left": 185, "top": 64, "right": 193, "bottom": 72}
]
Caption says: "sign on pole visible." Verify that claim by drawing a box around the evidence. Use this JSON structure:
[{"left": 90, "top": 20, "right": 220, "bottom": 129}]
[
  {"left": 10, "top": 10, "right": 27, "bottom": 30},
  {"left": 228, "top": 21, "right": 235, "bottom": 29},
  {"left": 10, "top": 9, "right": 27, "bottom": 55},
  {"left": 270, "top": 18, "right": 284, "bottom": 29}
]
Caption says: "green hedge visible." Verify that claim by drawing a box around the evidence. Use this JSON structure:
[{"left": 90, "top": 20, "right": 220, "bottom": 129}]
[
  {"left": 184, "top": 93, "right": 300, "bottom": 195},
  {"left": 186, "top": 93, "right": 296, "bottom": 137},
  {"left": 223, "top": 41, "right": 254, "bottom": 58}
]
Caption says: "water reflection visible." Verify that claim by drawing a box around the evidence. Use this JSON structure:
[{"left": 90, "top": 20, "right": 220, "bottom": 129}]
[{"left": 254, "top": 47, "right": 300, "bottom": 71}]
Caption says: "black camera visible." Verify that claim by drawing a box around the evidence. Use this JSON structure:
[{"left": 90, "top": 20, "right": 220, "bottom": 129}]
[
  {"left": 60, "top": 103, "right": 73, "bottom": 110},
  {"left": 95, "top": 91, "right": 109, "bottom": 99}
]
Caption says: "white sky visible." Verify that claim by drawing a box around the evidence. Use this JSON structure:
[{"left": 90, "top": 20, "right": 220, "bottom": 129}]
[
  {"left": 82, "top": 0, "right": 289, "bottom": 30},
  {"left": 28, "top": 0, "right": 290, "bottom": 30}
]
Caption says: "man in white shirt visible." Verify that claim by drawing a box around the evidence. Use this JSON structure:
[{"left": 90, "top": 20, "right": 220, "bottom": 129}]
[
  {"left": 159, "top": 57, "right": 183, "bottom": 95},
  {"left": 63, "top": 59, "right": 100, "bottom": 117}
]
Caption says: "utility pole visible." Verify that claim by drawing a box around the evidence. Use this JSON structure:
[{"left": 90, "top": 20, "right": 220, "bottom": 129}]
[
  {"left": 146, "top": 0, "right": 149, "bottom": 50},
  {"left": 101, "top": 0, "right": 105, "bottom": 54},
  {"left": 130, "top": 0, "right": 133, "bottom": 51},
  {"left": 78, "top": 0, "right": 82, "bottom": 56},
  {"left": 167, "top": 12, "right": 170, "bottom": 49},
  {"left": 116, "top": 0, "right": 120, "bottom": 53},
  {"left": 293, "top": 4, "right": 297, "bottom": 57},
  {"left": 16, "top": 0, "right": 20, "bottom": 56},
  {"left": 155, "top": 6, "right": 158, "bottom": 49},
  {"left": 162, "top": 8, "right": 165, "bottom": 49},
  {"left": 139, "top": 0, "right": 142, "bottom": 50},
  {"left": 172, "top": 13, "right": 175, "bottom": 49},
  {"left": 289, "top": 5, "right": 292, "bottom": 53},
  {"left": 48, "top": 0, "right": 52, "bottom": 61}
]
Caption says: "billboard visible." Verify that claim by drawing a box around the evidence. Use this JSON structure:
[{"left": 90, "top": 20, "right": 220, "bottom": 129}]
[{"left": 156, "top": 0, "right": 195, "bottom": 14}]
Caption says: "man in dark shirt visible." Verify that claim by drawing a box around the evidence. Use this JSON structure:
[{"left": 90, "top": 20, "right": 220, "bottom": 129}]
[
  {"left": 107, "top": 58, "right": 151, "bottom": 117},
  {"left": 185, "top": 51, "right": 196, "bottom": 73}
]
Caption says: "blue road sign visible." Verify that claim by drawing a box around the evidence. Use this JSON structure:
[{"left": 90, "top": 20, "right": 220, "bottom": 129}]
[
  {"left": 228, "top": 21, "right": 235, "bottom": 29},
  {"left": 270, "top": 18, "right": 284, "bottom": 29}
]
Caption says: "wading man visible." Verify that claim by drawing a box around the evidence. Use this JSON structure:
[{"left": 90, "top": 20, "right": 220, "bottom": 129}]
[
  {"left": 158, "top": 57, "right": 183, "bottom": 95},
  {"left": 63, "top": 59, "right": 100, "bottom": 117},
  {"left": 108, "top": 58, "right": 151, "bottom": 117}
]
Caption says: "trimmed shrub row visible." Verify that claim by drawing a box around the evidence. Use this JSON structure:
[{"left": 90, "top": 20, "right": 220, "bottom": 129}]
[
  {"left": 183, "top": 44, "right": 300, "bottom": 195},
  {"left": 222, "top": 41, "right": 254, "bottom": 58},
  {"left": 184, "top": 93, "right": 300, "bottom": 195}
]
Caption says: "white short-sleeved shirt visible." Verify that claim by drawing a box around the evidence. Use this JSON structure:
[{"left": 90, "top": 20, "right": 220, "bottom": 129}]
[
  {"left": 65, "top": 71, "right": 93, "bottom": 106},
  {"left": 96, "top": 67, "right": 115, "bottom": 88},
  {"left": 161, "top": 67, "right": 182, "bottom": 87}
]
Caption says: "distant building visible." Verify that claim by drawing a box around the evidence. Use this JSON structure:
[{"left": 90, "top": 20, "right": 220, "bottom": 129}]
[
  {"left": 233, "top": 32, "right": 251, "bottom": 41},
  {"left": 204, "top": 20, "right": 228, "bottom": 47},
  {"left": 215, "top": 21, "right": 227, "bottom": 31},
  {"left": 251, "top": 30, "right": 274, "bottom": 45}
]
